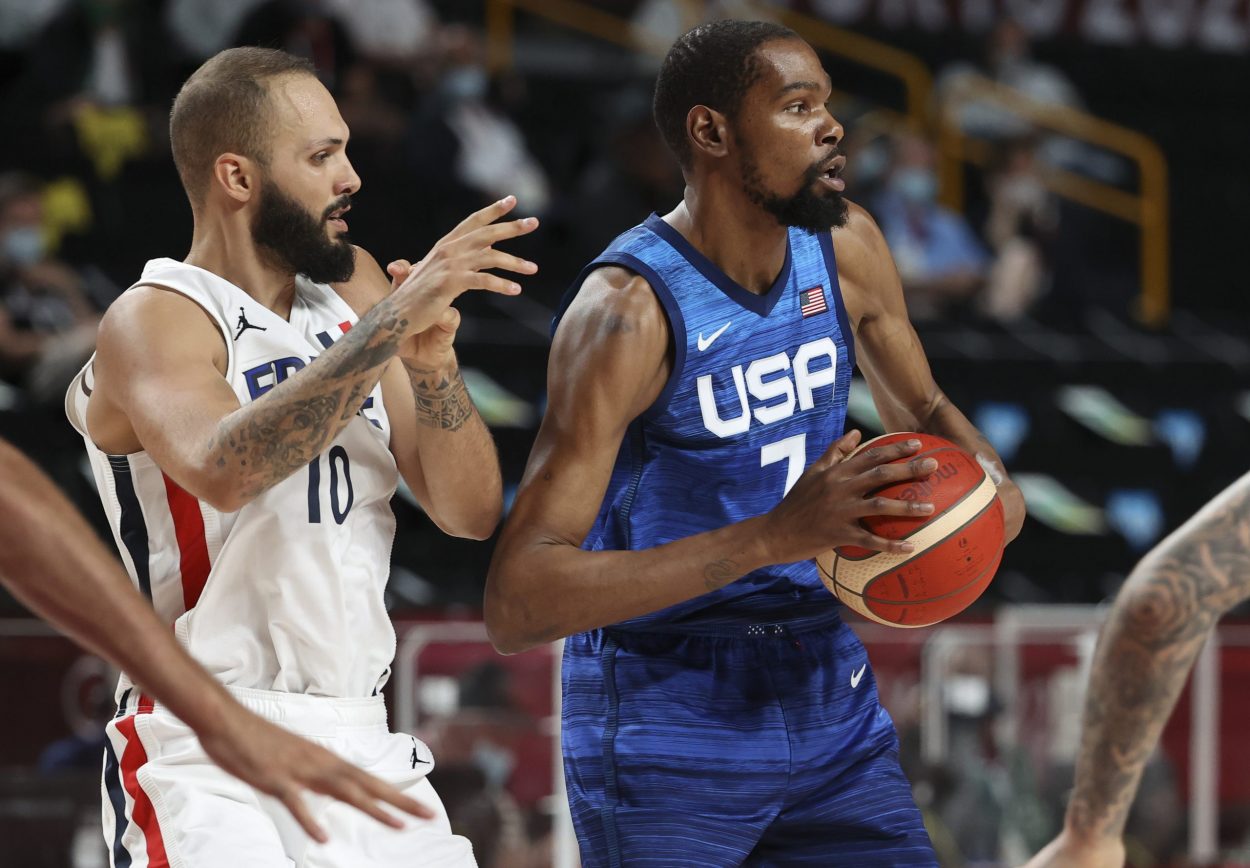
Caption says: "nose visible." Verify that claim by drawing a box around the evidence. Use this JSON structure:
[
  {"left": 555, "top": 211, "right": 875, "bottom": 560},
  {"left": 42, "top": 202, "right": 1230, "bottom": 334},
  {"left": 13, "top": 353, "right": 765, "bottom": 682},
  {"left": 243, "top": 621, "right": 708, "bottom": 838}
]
[
  {"left": 337, "top": 157, "right": 362, "bottom": 197},
  {"left": 820, "top": 111, "right": 844, "bottom": 149}
]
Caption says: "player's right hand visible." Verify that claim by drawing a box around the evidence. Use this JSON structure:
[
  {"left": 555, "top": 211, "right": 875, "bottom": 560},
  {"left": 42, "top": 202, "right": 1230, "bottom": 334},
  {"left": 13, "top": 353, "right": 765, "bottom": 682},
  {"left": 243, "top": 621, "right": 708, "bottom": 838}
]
[
  {"left": 388, "top": 195, "right": 539, "bottom": 336},
  {"left": 197, "top": 703, "right": 435, "bottom": 843},
  {"left": 763, "top": 429, "right": 937, "bottom": 562}
]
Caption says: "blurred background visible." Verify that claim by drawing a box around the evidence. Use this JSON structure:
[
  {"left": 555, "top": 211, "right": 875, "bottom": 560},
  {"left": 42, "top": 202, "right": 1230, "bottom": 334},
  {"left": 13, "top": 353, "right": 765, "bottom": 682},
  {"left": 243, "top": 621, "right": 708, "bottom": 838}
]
[{"left": 0, "top": 0, "right": 1247, "bottom": 865}]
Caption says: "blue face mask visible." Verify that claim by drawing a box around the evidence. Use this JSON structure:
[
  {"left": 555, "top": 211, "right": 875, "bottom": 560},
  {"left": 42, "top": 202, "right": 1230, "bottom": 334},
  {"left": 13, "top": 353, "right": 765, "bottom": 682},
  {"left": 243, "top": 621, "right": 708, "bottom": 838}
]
[
  {"left": 892, "top": 168, "right": 938, "bottom": 205},
  {"left": 2, "top": 226, "right": 45, "bottom": 266}
]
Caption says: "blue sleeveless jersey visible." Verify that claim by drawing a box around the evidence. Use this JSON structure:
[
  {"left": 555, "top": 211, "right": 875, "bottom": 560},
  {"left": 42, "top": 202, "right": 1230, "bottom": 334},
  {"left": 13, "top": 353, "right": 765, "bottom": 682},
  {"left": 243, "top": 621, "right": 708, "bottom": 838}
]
[{"left": 555, "top": 213, "right": 856, "bottom": 630}]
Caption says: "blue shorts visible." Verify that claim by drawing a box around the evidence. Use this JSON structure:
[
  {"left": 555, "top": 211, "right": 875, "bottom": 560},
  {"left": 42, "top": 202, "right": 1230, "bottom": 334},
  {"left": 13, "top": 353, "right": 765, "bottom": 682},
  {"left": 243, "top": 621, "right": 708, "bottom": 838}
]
[{"left": 561, "top": 616, "right": 936, "bottom": 867}]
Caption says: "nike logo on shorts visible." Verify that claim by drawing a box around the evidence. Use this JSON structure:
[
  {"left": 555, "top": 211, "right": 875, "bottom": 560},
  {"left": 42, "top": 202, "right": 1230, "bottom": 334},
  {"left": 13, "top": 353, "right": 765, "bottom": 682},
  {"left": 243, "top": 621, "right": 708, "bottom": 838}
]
[{"left": 850, "top": 663, "right": 867, "bottom": 688}]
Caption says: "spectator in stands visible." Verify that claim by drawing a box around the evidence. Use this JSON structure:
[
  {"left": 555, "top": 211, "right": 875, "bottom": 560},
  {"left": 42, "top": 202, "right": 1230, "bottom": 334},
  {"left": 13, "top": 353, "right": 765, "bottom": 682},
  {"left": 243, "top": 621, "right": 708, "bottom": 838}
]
[
  {"left": 979, "top": 137, "right": 1057, "bottom": 322},
  {"left": 563, "top": 87, "right": 684, "bottom": 286},
  {"left": 936, "top": 17, "right": 1120, "bottom": 183},
  {"left": 870, "top": 135, "right": 989, "bottom": 320},
  {"left": 405, "top": 24, "right": 550, "bottom": 220},
  {"left": 0, "top": 172, "right": 99, "bottom": 399}
]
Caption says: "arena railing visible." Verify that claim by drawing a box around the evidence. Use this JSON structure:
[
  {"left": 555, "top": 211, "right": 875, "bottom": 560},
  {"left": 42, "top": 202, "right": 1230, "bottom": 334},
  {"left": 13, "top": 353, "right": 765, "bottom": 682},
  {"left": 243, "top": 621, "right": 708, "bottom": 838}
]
[{"left": 937, "top": 73, "right": 1170, "bottom": 327}]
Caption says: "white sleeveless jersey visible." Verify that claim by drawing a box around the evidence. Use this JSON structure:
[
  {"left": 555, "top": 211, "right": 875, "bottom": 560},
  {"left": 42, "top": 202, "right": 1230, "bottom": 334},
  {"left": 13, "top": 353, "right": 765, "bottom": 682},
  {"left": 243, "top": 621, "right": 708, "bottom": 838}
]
[{"left": 66, "top": 259, "right": 399, "bottom": 699}]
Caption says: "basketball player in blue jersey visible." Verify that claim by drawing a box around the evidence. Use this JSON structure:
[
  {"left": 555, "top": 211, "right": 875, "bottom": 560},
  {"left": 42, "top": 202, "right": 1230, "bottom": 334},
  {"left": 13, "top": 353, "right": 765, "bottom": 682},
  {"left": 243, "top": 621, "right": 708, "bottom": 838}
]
[{"left": 486, "top": 20, "right": 1026, "bottom": 866}]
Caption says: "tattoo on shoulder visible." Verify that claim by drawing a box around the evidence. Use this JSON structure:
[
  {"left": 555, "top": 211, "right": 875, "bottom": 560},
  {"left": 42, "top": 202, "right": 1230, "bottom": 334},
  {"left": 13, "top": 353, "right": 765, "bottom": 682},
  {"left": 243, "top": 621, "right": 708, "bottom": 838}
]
[{"left": 403, "top": 361, "right": 475, "bottom": 431}]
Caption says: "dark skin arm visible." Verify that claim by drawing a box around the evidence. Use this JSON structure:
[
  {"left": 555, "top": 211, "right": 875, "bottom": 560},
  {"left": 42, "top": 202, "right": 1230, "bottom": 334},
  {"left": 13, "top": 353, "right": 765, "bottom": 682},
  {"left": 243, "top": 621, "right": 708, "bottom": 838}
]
[
  {"left": 484, "top": 266, "right": 939, "bottom": 654},
  {"left": 834, "top": 201, "right": 1026, "bottom": 542},
  {"left": 1024, "top": 470, "right": 1250, "bottom": 868}
]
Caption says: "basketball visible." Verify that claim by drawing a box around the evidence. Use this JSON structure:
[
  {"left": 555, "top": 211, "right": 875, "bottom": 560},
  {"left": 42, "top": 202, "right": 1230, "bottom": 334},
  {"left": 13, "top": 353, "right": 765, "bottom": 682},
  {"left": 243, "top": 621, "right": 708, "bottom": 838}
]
[{"left": 816, "top": 432, "right": 1005, "bottom": 628}]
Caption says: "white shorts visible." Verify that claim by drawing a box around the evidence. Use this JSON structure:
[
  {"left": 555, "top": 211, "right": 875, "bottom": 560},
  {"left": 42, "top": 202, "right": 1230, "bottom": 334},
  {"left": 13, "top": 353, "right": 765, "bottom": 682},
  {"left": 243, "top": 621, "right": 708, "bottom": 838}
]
[{"left": 101, "top": 686, "right": 477, "bottom": 867}]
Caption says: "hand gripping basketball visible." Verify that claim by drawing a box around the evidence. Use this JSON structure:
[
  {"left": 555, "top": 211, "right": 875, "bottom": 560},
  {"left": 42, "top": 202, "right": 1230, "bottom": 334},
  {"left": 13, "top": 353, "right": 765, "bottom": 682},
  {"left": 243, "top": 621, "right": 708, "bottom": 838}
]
[
  {"left": 816, "top": 432, "right": 1007, "bottom": 627},
  {"left": 764, "top": 429, "right": 938, "bottom": 563}
]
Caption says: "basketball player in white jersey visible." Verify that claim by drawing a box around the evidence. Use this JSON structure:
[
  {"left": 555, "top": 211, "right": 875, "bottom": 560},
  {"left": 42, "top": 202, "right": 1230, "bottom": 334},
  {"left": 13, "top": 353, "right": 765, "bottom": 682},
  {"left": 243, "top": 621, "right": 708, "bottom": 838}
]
[
  {"left": 64, "top": 47, "right": 538, "bottom": 866},
  {"left": 0, "top": 436, "right": 432, "bottom": 843}
]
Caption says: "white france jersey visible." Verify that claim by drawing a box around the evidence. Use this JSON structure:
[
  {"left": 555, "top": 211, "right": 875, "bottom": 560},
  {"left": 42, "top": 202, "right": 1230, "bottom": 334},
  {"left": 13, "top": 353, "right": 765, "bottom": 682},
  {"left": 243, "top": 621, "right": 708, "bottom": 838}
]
[{"left": 66, "top": 259, "right": 398, "bottom": 699}]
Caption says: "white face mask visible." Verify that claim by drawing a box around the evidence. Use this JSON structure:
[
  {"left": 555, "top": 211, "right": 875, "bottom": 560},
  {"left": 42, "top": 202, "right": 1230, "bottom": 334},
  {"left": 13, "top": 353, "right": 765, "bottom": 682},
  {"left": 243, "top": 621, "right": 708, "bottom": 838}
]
[
  {"left": 891, "top": 168, "right": 937, "bottom": 205},
  {"left": 2, "top": 225, "right": 45, "bottom": 266}
]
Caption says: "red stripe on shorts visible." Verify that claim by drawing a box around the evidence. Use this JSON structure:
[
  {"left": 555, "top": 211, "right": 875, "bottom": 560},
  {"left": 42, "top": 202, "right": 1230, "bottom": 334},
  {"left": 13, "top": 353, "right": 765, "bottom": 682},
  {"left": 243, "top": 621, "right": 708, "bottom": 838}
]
[{"left": 116, "top": 693, "right": 170, "bottom": 867}]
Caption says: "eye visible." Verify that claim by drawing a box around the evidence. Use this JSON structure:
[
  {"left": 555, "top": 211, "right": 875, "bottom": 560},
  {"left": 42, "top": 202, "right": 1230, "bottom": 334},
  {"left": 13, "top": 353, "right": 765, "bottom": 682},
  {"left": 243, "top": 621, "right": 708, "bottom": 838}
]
[
  {"left": 784, "top": 102, "right": 809, "bottom": 114},
  {"left": 313, "top": 151, "right": 330, "bottom": 164}
]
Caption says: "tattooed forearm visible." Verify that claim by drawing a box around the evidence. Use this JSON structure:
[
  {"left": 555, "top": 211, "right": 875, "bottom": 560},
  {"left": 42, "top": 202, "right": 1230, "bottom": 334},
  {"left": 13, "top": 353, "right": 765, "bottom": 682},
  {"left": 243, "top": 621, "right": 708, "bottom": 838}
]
[
  {"left": 403, "top": 360, "right": 475, "bottom": 431},
  {"left": 207, "top": 298, "right": 408, "bottom": 501},
  {"left": 1066, "top": 473, "right": 1250, "bottom": 840}
]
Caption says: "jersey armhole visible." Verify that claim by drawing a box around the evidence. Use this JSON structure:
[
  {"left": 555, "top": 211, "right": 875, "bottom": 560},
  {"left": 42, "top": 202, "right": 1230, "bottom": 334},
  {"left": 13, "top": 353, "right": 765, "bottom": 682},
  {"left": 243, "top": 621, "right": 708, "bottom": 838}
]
[
  {"left": 555, "top": 253, "right": 687, "bottom": 423},
  {"left": 818, "top": 232, "right": 857, "bottom": 372},
  {"left": 133, "top": 282, "right": 236, "bottom": 380}
]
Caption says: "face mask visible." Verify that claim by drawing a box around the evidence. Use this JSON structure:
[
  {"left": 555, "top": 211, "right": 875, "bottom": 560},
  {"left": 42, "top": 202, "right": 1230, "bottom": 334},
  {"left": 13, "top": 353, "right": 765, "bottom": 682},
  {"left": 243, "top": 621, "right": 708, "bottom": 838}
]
[
  {"left": 892, "top": 168, "right": 937, "bottom": 205},
  {"left": 442, "top": 67, "right": 488, "bottom": 101},
  {"left": 471, "top": 740, "right": 515, "bottom": 789},
  {"left": 2, "top": 226, "right": 45, "bottom": 266}
]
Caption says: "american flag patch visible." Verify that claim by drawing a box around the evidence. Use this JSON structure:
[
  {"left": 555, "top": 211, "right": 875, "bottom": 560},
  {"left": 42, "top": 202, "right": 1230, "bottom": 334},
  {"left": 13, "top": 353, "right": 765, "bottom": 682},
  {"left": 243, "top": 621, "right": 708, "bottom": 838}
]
[{"left": 800, "top": 286, "right": 829, "bottom": 318}]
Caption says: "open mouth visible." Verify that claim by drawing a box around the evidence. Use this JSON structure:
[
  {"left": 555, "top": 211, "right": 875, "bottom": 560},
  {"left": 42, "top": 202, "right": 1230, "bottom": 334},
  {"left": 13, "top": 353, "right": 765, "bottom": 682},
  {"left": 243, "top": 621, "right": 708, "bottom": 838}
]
[
  {"left": 819, "top": 155, "right": 847, "bottom": 190},
  {"left": 326, "top": 203, "right": 351, "bottom": 231}
]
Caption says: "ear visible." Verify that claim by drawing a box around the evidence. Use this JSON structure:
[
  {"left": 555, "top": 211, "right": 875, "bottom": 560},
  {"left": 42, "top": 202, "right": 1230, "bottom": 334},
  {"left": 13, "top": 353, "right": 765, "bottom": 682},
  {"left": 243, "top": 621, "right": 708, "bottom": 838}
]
[
  {"left": 687, "top": 105, "right": 730, "bottom": 161},
  {"left": 212, "top": 153, "right": 258, "bottom": 204}
]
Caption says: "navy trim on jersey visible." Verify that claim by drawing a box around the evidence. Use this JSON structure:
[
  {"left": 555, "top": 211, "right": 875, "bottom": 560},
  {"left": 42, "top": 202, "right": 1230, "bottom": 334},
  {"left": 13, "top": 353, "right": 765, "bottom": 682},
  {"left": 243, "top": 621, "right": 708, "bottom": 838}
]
[
  {"left": 818, "top": 229, "right": 857, "bottom": 371},
  {"left": 103, "top": 733, "right": 132, "bottom": 868},
  {"left": 108, "top": 455, "right": 152, "bottom": 600},
  {"left": 643, "top": 213, "right": 791, "bottom": 318}
]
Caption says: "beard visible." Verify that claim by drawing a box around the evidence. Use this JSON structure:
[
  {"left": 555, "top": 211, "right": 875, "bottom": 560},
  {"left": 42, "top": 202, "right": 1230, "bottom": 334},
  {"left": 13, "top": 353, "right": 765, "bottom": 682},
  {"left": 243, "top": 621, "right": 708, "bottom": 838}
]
[
  {"left": 251, "top": 180, "right": 356, "bottom": 284},
  {"left": 741, "top": 146, "right": 849, "bottom": 233}
]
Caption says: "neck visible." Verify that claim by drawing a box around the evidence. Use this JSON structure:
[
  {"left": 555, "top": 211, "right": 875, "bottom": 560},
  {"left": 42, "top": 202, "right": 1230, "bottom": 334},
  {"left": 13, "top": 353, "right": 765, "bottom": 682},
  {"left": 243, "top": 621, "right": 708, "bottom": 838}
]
[
  {"left": 663, "top": 176, "right": 790, "bottom": 296},
  {"left": 184, "top": 215, "right": 297, "bottom": 319}
]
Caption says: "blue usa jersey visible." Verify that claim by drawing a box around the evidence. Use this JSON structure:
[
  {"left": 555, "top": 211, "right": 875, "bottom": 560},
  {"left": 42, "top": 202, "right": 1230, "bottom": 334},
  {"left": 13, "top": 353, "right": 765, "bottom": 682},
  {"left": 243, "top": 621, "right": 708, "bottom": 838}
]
[{"left": 555, "top": 213, "right": 856, "bottom": 629}]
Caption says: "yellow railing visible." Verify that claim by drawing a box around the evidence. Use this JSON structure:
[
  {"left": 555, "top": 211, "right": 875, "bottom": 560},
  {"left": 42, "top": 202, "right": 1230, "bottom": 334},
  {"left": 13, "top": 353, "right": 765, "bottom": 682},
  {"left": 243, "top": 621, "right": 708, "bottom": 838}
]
[
  {"left": 486, "top": 0, "right": 933, "bottom": 130},
  {"left": 937, "top": 74, "right": 1170, "bottom": 326},
  {"left": 485, "top": 0, "right": 1170, "bottom": 326}
]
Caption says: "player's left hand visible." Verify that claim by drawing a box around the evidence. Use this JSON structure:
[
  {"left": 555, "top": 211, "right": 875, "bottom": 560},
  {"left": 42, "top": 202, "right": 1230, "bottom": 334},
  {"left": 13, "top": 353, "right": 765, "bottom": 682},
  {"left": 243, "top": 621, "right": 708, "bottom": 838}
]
[
  {"left": 197, "top": 700, "right": 435, "bottom": 843},
  {"left": 1020, "top": 830, "right": 1125, "bottom": 868},
  {"left": 386, "top": 258, "right": 459, "bottom": 371}
]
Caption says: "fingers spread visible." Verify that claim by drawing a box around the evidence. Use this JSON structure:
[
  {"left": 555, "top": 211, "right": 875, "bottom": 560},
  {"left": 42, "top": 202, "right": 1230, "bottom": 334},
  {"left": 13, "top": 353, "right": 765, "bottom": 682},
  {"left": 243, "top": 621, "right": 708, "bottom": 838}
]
[
  {"left": 280, "top": 788, "right": 327, "bottom": 844},
  {"left": 441, "top": 196, "right": 519, "bottom": 244}
]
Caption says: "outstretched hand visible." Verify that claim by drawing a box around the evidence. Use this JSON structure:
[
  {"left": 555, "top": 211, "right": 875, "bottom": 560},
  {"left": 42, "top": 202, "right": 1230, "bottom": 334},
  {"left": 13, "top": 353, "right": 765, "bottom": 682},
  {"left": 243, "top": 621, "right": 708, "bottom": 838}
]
[{"left": 196, "top": 703, "right": 433, "bottom": 843}]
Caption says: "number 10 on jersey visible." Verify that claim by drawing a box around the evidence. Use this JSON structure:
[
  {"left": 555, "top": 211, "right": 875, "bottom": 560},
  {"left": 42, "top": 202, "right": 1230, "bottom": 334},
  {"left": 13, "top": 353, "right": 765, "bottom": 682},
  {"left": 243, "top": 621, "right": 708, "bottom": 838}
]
[{"left": 308, "top": 445, "right": 354, "bottom": 524}]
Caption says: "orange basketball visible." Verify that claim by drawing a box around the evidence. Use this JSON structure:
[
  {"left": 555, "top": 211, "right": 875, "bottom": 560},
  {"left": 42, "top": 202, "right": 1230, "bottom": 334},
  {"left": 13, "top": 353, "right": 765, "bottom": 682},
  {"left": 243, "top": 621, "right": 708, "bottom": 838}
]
[{"left": 816, "top": 432, "right": 1005, "bottom": 628}]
